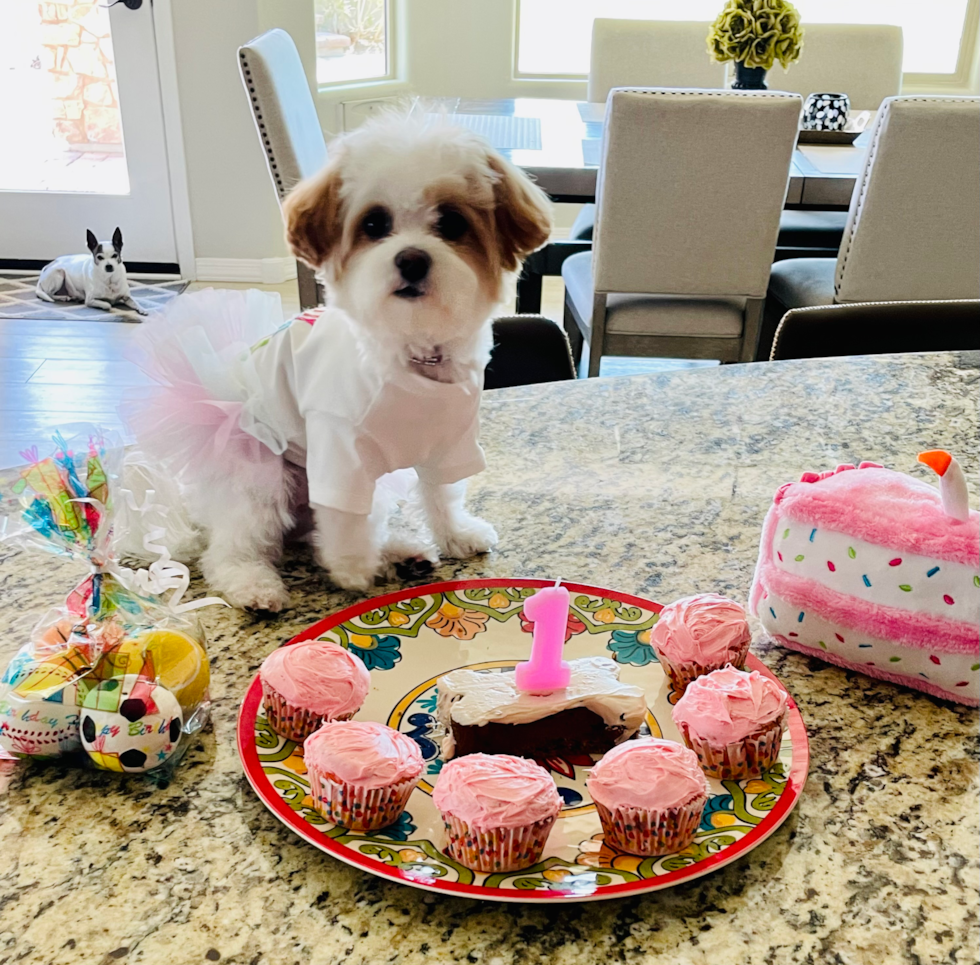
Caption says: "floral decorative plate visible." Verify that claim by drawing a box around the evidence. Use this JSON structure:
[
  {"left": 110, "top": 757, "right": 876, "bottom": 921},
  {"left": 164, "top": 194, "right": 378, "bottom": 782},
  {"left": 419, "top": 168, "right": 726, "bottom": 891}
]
[{"left": 237, "top": 580, "right": 809, "bottom": 902}]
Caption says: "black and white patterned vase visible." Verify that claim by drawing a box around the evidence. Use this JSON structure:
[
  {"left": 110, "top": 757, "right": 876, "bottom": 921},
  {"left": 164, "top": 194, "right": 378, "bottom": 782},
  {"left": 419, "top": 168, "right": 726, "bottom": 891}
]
[{"left": 802, "top": 92, "right": 850, "bottom": 131}]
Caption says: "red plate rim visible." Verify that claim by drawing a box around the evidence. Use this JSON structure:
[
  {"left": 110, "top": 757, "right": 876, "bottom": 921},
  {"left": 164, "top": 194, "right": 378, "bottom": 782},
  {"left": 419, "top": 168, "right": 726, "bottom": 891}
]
[{"left": 237, "top": 579, "right": 810, "bottom": 903}]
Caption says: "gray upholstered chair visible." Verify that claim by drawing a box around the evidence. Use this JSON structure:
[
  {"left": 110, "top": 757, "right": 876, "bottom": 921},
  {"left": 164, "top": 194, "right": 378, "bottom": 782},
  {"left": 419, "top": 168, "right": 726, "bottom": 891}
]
[
  {"left": 571, "top": 19, "right": 725, "bottom": 243},
  {"left": 562, "top": 88, "right": 802, "bottom": 376},
  {"left": 764, "top": 96, "right": 980, "bottom": 355},
  {"left": 238, "top": 29, "right": 328, "bottom": 310},
  {"left": 767, "top": 24, "right": 903, "bottom": 111},
  {"left": 771, "top": 23, "right": 904, "bottom": 257}
]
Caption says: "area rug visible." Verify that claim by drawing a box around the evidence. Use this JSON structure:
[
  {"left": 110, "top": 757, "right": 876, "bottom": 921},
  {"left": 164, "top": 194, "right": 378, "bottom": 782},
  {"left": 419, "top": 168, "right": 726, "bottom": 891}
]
[{"left": 0, "top": 274, "right": 188, "bottom": 322}]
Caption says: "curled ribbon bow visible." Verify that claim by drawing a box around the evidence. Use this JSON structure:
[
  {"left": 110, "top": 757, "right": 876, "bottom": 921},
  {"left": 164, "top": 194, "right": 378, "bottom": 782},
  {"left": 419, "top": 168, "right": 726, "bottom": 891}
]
[{"left": 114, "top": 488, "right": 228, "bottom": 612}]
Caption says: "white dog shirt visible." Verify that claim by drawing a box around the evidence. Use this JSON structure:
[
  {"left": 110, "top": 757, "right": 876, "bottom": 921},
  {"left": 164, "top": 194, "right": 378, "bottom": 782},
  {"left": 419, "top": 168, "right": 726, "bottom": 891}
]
[{"left": 238, "top": 307, "right": 486, "bottom": 514}]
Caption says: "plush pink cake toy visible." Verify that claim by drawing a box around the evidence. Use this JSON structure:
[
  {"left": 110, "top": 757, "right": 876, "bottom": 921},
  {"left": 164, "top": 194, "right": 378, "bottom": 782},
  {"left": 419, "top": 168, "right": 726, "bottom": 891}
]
[{"left": 750, "top": 452, "right": 979, "bottom": 706}]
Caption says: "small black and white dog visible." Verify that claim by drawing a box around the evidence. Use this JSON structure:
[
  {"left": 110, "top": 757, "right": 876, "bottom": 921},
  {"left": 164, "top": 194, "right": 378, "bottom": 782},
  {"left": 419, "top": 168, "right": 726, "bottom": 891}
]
[{"left": 36, "top": 228, "right": 147, "bottom": 315}]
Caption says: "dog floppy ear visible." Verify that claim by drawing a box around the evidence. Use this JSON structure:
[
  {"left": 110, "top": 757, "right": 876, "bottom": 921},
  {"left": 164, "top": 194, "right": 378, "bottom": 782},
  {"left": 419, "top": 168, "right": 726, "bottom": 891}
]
[
  {"left": 86, "top": 230, "right": 99, "bottom": 254},
  {"left": 112, "top": 227, "right": 123, "bottom": 253},
  {"left": 487, "top": 154, "right": 552, "bottom": 271},
  {"left": 282, "top": 162, "right": 345, "bottom": 269}
]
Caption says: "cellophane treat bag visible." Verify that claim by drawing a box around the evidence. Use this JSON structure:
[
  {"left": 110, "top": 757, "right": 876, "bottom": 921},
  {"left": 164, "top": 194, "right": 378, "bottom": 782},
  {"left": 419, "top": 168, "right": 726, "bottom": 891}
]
[{"left": 0, "top": 426, "right": 223, "bottom": 776}]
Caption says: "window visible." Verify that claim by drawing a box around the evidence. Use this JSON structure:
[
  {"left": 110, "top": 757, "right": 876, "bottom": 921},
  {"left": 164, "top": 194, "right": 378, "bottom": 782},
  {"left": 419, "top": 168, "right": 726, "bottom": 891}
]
[
  {"left": 517, "top": 0, "right": 975, "bottom": 78},
  {"left": 315, "top": 0, "right": 389, "bottom": 86},
  {"left": 0, "top": 0, "right": 129, "bottom": 193}
]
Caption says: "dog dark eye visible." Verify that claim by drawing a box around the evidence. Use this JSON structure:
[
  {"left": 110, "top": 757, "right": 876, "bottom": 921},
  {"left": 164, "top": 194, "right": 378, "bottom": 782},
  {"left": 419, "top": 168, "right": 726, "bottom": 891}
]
[
  {"left": 361, "top": 206, "right": 392, "bottom": 240},
  {"left": 436, "top": 207, "right": 468, "bottom": 241},
  {"left": 96, "top": 254, "right": 103, "bottom": 261}
]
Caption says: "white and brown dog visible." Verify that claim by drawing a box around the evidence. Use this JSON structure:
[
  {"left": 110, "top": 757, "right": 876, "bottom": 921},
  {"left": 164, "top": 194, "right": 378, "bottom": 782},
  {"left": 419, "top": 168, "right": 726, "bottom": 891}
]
[
  {"left": 37, "top": 228, "right": 146, "bottom": 315},
  {"left": 128, "top": 114, "right": 552, "bottom": 610}
]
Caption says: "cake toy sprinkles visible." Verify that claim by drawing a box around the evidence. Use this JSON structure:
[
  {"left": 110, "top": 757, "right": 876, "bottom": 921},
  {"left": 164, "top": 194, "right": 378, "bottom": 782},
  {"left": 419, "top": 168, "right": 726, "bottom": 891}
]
[{"left": 751, "top": 453, "right": 979, "bottom": 705}]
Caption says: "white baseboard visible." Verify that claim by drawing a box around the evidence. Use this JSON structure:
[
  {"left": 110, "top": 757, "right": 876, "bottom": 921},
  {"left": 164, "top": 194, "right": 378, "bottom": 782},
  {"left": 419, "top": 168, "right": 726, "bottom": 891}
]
[{"left": 194, "top": 257, "right": 298, "bottom": 284}]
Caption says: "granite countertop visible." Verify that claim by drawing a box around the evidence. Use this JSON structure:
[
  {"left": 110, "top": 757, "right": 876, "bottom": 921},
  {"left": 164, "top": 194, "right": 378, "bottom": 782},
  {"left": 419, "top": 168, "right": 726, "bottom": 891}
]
[{"left": 1, "top": 352, "right": 977, "bottom": 965}]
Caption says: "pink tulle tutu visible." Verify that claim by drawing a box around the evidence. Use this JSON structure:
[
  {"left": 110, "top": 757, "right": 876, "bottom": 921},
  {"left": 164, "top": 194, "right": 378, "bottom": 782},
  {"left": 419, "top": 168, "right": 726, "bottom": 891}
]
[{"left": 124, "top": 288, "right": 288, "bottom": 486}]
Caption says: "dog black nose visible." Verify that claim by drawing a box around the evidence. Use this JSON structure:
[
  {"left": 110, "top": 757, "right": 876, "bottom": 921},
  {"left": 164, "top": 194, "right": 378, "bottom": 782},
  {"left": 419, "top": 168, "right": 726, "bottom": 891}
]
[
  {"left": 395, "top": 248, "right": 431, "bottom": 284},
  {"left": 105, "top": 264, "right": 114, "bottom": 272}
]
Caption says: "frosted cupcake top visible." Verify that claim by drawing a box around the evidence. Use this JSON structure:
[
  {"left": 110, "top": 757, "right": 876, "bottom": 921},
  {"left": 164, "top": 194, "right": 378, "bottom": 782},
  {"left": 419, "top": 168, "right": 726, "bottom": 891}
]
[
  {"left": 260, "top": 640, "right": 369, "bottom": 718},
  {"left": 587, "top": 738, "right": 709, "bottom": 811},
  {"left": 304, "top": 720, "right": 423, "bottom": 788},
  {"left": 650, "top": 594, "right": 751, "bottom": 665},
  {"left": 672, "top": 666, "right": 788, "bottom": 745},
  {"left": 432, "top": 754, "right": 562, "bottom": 829}
]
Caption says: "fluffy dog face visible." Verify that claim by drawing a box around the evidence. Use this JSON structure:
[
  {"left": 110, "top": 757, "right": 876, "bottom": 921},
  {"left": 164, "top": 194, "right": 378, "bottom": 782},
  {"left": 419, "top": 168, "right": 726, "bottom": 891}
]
[
  {"left": 87, "top": 227, "right": 124, "bottom": 278},
  {"left": 283, "top": 116, "right": 552, "bottom": 360}
]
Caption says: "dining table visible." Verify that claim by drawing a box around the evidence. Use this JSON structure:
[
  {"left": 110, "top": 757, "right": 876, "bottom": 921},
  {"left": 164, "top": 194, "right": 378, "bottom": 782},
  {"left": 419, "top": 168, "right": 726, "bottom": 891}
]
[
  {"left": 431, "top": 98, "right": 870, "bottom": 314},
  {"left": 1, "top": 350, "right": 976, "bottom": 965}
]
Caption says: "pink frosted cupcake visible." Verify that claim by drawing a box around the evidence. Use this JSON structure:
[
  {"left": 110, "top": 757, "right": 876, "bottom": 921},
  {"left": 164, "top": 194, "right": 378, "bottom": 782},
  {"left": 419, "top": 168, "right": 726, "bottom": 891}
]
[
  {"left": 433, "top": 754, "right": 562, "bottom": 873},
  {"left": 587, "top": 738, "right": 709, "bottom": 856},
  {"left": 304, "top": 720, "right": 423, "bottom": 830},
  {"left": 672, "top": 665, "right": 789, "bottom": 780},
  {"left": 650, "top": 594, "right": 752, "bottom": 694},
  {"left": 259, "top": 640, "right": 370, "bottom": 742}
]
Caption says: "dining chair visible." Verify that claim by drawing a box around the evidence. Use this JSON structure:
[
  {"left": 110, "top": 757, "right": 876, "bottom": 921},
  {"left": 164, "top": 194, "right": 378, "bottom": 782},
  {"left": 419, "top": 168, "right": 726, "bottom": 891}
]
[
  {"left": 571, "top": 19, "right": 726, "bottom": 243},
  {"left": 484, "top": 316, "right": 576, "bottom": 389},
  {"left": 770, "top": 300, "right": 980, "bottom": 360},
  {"left": 771, "top": 23, "right": 904, "bottom": 259},
  {"left": 588, "top": 20, "right": 725, "bottom": 103},
  {"left": 764, "top": 96, "right": 980, "bottom": 356},
  {"left": 767, "top": 24, "right": 903, "bottom": 111},
  {"left": 562, "top": 88, "right": 802, "bottom": 376},
  {"left": 238, "top": 28, "right": 328, "bottom": 310}
]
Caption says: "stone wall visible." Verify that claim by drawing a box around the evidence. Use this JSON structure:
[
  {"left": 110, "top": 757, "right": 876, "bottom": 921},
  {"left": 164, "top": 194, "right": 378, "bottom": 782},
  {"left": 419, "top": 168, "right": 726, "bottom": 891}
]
[{"left": 39, "top": 0, "right": 123, "bottom": 148}]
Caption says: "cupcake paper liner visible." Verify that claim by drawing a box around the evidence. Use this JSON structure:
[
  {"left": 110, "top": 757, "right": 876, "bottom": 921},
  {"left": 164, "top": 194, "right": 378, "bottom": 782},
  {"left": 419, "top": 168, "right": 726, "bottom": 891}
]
[
  {"left": 595, "top": 793, "right": 706, "bottom": 857},
  {"left": 261, "top": 683, "right": 356, "bottom": 743},
  {"left": 676, "top": 714, "right": 787, "bottom": 780},
  {"left": 440, "top": 813, "right": 557, "bottom": 873},
  {"left": 654, "top": 640, "right": 751, "bottom": 696},
  {"left": 307, "top": 769, "right": 421, "bottom": 831}
]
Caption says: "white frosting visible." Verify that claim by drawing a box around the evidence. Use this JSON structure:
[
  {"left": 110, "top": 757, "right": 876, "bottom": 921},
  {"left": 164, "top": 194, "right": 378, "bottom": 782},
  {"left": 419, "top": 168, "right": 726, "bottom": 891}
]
[
  {"left": 772, "top": 518, "right": 979, "bottom": 623},
  {"left": 436, "top": 656, "right": 647, "bottom": 749},
  {"left": 760, "top": 588, "right": 979, "bottom": 701}
]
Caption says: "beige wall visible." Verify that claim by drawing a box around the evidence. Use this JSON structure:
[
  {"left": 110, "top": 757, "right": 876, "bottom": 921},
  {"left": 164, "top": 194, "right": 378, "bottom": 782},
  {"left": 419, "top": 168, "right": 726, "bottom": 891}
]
[{"left": 170, "top": 0, "right": 315, "bottom": 262}]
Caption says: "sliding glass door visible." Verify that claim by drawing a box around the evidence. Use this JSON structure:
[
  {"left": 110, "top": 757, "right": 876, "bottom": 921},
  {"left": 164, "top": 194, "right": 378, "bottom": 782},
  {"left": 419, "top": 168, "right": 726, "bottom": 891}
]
[{"left": 0, "top": 0, "right": 177, "bottom": 267}]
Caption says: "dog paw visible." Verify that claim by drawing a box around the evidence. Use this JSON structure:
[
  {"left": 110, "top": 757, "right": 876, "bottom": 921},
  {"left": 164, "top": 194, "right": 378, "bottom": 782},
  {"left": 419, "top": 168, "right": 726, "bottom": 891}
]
[
  {"left": 135, "top": 307, "right": 149, "bottom": 316},
  {"left": 380, "top": 535, "right": 440, "bottom": 580},
  {"left": 323, "top": 554, "right": 379, "bottom": 593},
  {"left": 212, "top": 564, "right": 291, "bottom": 612},
  {"left": 437, "top": 516, "right": 498, "bottom": 559}
]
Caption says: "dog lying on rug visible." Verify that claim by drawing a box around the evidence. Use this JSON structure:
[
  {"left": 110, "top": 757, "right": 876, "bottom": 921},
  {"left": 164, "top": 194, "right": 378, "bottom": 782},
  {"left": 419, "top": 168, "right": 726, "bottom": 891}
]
[
  {"left": 36, "top": 228, "right": 147, "bottom": 316},
  {"left": 125, "top": 113, "right": 552, "bottom": 610}
]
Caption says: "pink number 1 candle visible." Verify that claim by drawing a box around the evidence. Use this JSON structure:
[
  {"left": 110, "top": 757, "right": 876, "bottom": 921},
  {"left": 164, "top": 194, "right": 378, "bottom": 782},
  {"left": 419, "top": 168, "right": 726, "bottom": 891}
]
[{"left": 515, "top": 580, "right": 571, "bottom": 692}]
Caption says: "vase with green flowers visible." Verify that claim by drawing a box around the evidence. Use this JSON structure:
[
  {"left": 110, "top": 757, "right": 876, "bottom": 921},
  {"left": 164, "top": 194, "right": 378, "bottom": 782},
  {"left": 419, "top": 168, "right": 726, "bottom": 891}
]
[{"left": 707, "top": 0, "right": 803, "bottom": 90}]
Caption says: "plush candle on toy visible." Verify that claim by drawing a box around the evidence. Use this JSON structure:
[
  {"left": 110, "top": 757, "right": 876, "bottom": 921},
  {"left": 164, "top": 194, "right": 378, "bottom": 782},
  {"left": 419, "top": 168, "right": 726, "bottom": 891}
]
[{"left": 750, "top": 454, "right": 979, "bottom": 706}]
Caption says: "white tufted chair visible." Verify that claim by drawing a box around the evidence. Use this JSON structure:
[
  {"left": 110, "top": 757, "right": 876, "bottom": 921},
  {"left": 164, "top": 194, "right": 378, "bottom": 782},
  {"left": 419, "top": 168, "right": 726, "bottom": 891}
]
[{"left": 238, "top": 28, "right": 328, "bottom": 309}]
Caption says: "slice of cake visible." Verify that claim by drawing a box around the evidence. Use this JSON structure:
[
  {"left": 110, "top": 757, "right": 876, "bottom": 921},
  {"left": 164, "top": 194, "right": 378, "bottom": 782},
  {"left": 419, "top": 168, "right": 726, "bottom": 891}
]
[{"left": 436, "top": 656, "right": 647, "bottom": 760}]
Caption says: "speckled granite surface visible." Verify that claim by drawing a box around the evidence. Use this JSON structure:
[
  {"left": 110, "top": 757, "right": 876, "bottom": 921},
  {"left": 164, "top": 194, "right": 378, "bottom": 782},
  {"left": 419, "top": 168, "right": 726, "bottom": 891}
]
[{"left": 0, "top": 352, "right": 977, "bottom": 965}]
